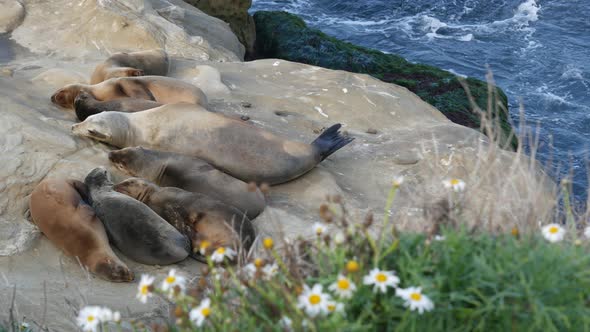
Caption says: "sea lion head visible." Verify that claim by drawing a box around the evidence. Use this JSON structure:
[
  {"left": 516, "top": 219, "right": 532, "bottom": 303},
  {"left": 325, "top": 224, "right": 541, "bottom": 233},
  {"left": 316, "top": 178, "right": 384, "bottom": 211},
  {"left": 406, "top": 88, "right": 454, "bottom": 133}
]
[
  {"left": 51, "top": 84, "right": 83, "bottom": 109},
  {"left": 108, "top": 147, "right": 148, "bottom": 176},
  {"left": 93, "top": 257, "right": 135, "bottom": 283},
  {"left": 84, "top": 167, "right": 113, "bottom": 188},
  {"left": 71, "top": 112, "right": 129, "bottom": 146},
  {"left": 113, "top": 177, "right": 157, "bottom": 202}
]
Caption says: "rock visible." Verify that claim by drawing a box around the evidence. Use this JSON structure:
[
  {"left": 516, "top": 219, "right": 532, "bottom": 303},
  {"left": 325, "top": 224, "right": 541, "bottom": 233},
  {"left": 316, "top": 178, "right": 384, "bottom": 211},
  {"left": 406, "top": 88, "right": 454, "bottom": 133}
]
[
  {"left": 0, "top": 0, "right": 25, "bottom": 33},
  {"left": 184, "top": 0, "right": 256, "bottom": 56},
  {"left": 11, "top": 0, "right": 244, "bottom": 61},
  {"left": 253, "top": 11, "right": 518, "bottom": 150},
  {"left": 0, "top": 0, "right": 553, "bottom": 328}
]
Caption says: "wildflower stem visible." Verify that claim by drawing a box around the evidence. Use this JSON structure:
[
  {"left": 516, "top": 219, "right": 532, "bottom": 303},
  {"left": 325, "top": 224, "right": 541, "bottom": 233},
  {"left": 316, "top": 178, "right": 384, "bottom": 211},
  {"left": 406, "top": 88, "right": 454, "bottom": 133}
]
[
  {"left": 373, "top": 184, "right": 398, "bottom": 265},
  {"left": 562, "top": 181, "right": 575, "bottom": 226}
]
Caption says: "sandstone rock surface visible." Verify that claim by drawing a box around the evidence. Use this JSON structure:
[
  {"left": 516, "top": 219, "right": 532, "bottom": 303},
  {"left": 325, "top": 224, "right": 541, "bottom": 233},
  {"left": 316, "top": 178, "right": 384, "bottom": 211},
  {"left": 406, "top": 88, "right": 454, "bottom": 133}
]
[
  {"left": 0, "top": 0, "right": 553, "bottom": 329},
  {"left": 0, "top": 0, "right": 25, "bottom": 33}
]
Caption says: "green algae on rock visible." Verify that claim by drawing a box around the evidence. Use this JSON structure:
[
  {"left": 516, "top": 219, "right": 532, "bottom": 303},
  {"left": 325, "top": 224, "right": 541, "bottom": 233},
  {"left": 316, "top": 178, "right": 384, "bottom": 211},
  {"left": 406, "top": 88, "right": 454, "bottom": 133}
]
[{"left": 253, "top": 11, "right": 517, "bottom": 150}]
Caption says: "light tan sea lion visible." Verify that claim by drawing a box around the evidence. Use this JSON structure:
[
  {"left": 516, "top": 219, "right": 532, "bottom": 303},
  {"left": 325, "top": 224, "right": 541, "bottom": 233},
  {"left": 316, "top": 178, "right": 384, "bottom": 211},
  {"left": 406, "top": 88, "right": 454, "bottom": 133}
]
[
  {"left": 113, "top": 177, "right": 256, "bottom": 262},
  {"left": 29, "top": 178, "right": 134, "bottom": 282},
  {"left": 74, "top": 91, "right": 162, "bottom": 121},
  {"left": 108, "top": 147, "right": 266, "bottom": 219},
  {"left": 51, "top": 76, "right": 207, "bottom": 109},
  {"left": 72, "top": 103, "right": 354, "bottom": 185},
  {"left": 90, "top": 49, "right": 169, "bottom": 84}
]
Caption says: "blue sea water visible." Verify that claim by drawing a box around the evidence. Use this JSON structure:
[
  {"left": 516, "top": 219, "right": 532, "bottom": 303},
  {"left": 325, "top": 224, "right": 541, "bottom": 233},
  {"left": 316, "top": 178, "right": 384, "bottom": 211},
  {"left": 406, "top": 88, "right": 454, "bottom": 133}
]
[{"left": 251, "top": 0, "right": 590, "bottom": 203}]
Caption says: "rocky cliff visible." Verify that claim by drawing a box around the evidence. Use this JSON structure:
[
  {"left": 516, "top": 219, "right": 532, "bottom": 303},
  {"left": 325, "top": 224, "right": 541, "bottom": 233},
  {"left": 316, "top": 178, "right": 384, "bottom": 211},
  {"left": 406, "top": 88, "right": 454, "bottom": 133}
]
[{"left": 0, "top": 0, "right": 552, "bottom": 329}]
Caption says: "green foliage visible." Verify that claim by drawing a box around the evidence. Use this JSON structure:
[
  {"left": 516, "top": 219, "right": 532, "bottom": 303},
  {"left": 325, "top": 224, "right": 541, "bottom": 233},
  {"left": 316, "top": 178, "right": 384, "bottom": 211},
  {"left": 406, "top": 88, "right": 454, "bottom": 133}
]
[{"left": 253, "top": 11, "right": 518, "bottom": 149}]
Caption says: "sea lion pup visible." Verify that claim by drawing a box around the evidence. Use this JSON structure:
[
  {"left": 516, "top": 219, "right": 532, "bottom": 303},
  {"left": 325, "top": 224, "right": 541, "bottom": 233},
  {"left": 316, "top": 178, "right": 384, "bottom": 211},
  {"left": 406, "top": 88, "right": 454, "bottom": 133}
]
[
  {"left": 113, "top": 177, "right": 256, "bottom": 262},
  {"left": 90, "top": 49, "right": 170, "bottom": 84},
  {"left": 72, "top": 103, "right": 355, "bottom": 185},
  {"left": 51, "top": 76, "right": 207, "bottom": 109},
  {"left": 74, "top": 92, "right": 162, "bottom": 121},
  {"left": 29, "top": 178, "right": 133, "bottom": 282},
  {"left": 108, "top": 147, "right": 266, "bottom": 219},
  {"left": 84, "top": 167, "right": 190, "bottom": 265}
]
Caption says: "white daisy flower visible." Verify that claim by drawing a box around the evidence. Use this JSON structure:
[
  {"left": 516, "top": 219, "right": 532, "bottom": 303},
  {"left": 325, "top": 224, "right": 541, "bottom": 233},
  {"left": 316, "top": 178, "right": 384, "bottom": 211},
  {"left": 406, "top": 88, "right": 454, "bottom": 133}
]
[
  {"left": 112, "top": 311, "right": 121, "bottom": 323},
  {"left": 279, "top": 316, "right": 293, "bottom": 331},
  {"left": 262, "top": 263, "right": 279, "bottom": 280},
  {"left": 442, "top": 178, "right": 466, "bottom": 192},
  {"left": 77, "top": 306, "right": 102, "bottom": 332},
  {"left": 396, "top": 287, "right": 434, "bottom": 314},
  {"left": 189, "top": 298, "right": 211, "bottom": 327},
  {"left": 541, "top": 223, "right": 565, "bottom": 243},
  {"left": 20, "top": 322, "right": 29, "bottom": 330},
  {"left": 584, "top": 226, "right": 590, "bottom": 239},
  {"left": 362, "top": 268, "right": 400, "bottom": 293},
  {"left": 312, "top": 222, "right": 326, "bottom": 236},
  {"left": 328, "top": 275, "right": 356, "bottom": 298},
  {"left": 211, "top": 247, "right": 237, "bottom": 263},
  {"left": 136, "top": 274, "right": 155, "bottom": 304},
  {"left": 198, "top": 240, "right": 211, "bottom": 255},
  {"left": 297, "top": 284, "right": 332, "bottom": 317},
  {"left": 393, "top": 176, "right": 404, "bottom": 187},
  {"left": 97, "top": 307, "right": 113, "bottom": 322},
  {"left": 161, "top": 269, "right": 186, "bottom": 296},
  {"left": 333, "top": 231, "right": 346, "bottom": 244},
  {"left": 243, "top": 258, "right": 265, "bottom": 279},
  {"left": 326, "top": 301, "right": 345, "bottom": 315},
  {"left": 434, "top": 235, "right": 445, "bottom": 241}
]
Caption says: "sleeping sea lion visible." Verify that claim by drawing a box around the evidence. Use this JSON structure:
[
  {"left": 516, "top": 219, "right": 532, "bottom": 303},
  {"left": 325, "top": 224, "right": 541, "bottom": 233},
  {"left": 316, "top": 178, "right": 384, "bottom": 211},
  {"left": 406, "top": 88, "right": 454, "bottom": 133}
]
[
  {"left": 113, "top": 177, "right": 256, "bottom": 261},
  {"left": 108, "top": 147, "right": 266, "bottom": 219},
  {"left": 29, "top": 178, "right": 133, "bottom": 282},
  {"left": 90, "top": 49, "right": 169, "bottom": 84},
  {"left": 84, "top": 167, "right": 190, "bottom": 265},
  {"left": 74, "top": 91, "right": 162, "bottom": 121},
  {"left": 72, "top": 103, "right": 354, "bottom": 184},
  {"left": 51, "top": 76, "right": 207, "bottom": 109}
]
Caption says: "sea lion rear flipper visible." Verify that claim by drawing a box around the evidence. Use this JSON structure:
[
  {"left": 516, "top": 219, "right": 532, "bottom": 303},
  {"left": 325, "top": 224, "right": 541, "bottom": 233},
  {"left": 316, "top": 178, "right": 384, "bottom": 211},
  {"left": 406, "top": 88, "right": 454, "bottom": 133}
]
[{"left": 311, "top": 123, "right": 355, "bottom": 161}]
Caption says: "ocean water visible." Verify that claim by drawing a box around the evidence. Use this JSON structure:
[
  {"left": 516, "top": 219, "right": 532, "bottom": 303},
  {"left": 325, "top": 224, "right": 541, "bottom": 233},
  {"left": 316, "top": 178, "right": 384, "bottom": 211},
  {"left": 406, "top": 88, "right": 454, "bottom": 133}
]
[{"left": 251, "top": 0, "right": 590, "bottom": 202}]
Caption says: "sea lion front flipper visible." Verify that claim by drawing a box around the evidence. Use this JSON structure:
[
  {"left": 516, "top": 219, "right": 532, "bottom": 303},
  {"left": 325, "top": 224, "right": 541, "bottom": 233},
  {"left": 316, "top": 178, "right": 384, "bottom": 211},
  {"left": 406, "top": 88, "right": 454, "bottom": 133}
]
[
  {"left": 121, "top": 81, "right": 155, "bottom": 101},
  {"left": 68, "top": 179, "right": 91, "bottom": 203}
]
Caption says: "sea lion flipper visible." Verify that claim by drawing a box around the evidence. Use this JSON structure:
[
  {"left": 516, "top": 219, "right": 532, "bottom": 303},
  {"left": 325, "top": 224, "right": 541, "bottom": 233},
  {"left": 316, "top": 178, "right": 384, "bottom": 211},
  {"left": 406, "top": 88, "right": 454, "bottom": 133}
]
[
  {"left": 311, "top": 123, "right": 355, "bottom": 161},
  {"left": 68, "top": 179, "right": 91, "bottom": 203},
  {"left": 121, "top": 81, "right": 155, "bottom": 101}
]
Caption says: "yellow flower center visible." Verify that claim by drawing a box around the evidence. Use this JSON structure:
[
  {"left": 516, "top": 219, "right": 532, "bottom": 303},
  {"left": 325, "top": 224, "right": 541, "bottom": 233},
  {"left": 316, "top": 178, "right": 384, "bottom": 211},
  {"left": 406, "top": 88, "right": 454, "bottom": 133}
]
[
  {"left": 140, "top": 285, "right": 149, "bottom": 295},
  {"left": 200, "top": 241, "right": 210, "bottom": 250},
  {"left": 216, "top": 247, "right": 226, "bottom": 255},
  {"left": 337, "top": 279, "right": 350, "bottom": 290},
  {"left": 166, "top": 276, "right": 176, "bottom": 284},
  {"left": 254, "top": 258, "right": 264, "bottom": 268},
  {"left": 87, "top": 315, "right": 95, "bottom": 323},
  {"left": 450, "top": 179, "right": 460, "bottom": 185},
  {"left": 328, "top": 304, "right": 336, "bottom": 312},
  {"left": 316, "top": 227, "right": 323, "bottom": 235},
  {"left": 201, "top": 307, "right": 211, "bottom": 317},
  {"left": 346, "top": 261, "right": 359, "bottom": 273},
  {"left": 511, "top": 227, "right": 519, "bottom": 236},
  {"left": 410, "top": 292, "right": 422, "bottom": 301},
  {"left": 309, "top": 294, "right": 321, "bottom": 305},
  {"left": 549, "top": 226, "right": 559, "bottom": 234},
  {"left": 263, "top": 237, "right": 274, "bottom": 249},
  {"left": 375, "top": 273, "right": 387, "bottom": 283}
]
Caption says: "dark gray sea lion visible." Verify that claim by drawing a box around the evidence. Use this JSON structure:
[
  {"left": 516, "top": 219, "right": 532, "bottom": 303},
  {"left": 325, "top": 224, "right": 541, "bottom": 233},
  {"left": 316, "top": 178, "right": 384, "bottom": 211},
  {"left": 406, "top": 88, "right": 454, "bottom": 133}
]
[
  {"left": 113, "top": 177, "right": 256, "bottom": 261},
  {"left": 29, "top": 178, "right": 134, "bottom": 282},
  {"left": 108, "top": 147, "right": 266, "bottom": 219},
  {"left": 84, "top": 167, "right": 190, "bottom": 265},
  {"left": 90, "top": 49, "right": 169, "bottom": 84},
  {"left": 74, "top": 91, "right": 162, "bottom": 121},
  {"left": 51, "top": 76, "right": 207, "bottom": 109},
  {"left": 72, "top": 103, "right": 354, "bottom": 185}
]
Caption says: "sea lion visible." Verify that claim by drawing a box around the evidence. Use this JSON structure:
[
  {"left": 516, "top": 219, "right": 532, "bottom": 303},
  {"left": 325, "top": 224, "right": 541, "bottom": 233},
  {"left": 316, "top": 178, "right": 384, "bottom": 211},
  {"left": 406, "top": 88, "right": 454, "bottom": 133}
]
[
  {"left": 84, "top": 167, "right": 190, "bottom": 265},
  {"left": 108, "top": 147, "right": 266, "bottom": 219},
  {"left": 90, "top": 49, "right": 169, "bottom": 84},
  {"left": 29, "top": 178, "right": 133, "bottom": 282},
  {"left": 72, "top": 103, "right": 354, "bottom": 184},
  {"left": 113, "top": 177, "right": 256, "bottom": 261},
  {"left": 51, "top": 76, "right": 207, "bottom": 109},
  {"left": 74, "top": 91, "right": 162, "bottom": 121}
]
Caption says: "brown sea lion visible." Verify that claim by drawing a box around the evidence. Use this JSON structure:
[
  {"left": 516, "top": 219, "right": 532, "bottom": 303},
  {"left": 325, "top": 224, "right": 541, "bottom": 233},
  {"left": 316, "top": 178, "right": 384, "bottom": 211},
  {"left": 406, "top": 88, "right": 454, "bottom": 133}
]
[
  {"left": 51, "top": 76, "right": 207, "bottom": 109},
  {"left": 90, "top": 49, "right": 169, "bottom": 84},
  {"left": 74, "top": 91, "right": 162, "bottom": 121},
  {"left": 84, "top": 167, "right": 190, "bottom": 265},
  {"left": 72, "top": 103, "right": 354, "bottom": 185},
  {"left": 113, "top": 177, "right": 255, "bottom": 261},
  {"left": 29, "top": 178, "right": 133, "bottom": 282},
  {"left": 108, "top": 147, "right": 266, "bottom": 219}
]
